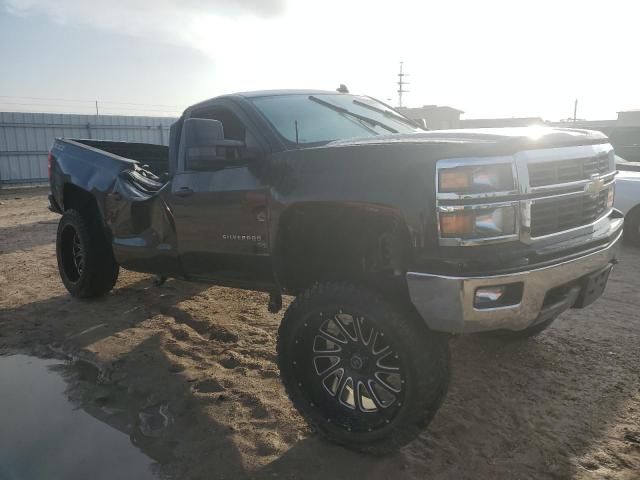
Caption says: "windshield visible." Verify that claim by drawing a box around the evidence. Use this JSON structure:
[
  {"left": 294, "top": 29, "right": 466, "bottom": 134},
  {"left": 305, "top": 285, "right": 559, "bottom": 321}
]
[{"left": 250, "top": 93, "right": 421, "bottom": 145}]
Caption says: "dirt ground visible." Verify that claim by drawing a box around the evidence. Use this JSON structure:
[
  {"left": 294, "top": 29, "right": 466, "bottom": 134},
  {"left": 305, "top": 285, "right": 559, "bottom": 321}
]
[{"left": 1, "top": 188, "right": 639, "bottom": 480}]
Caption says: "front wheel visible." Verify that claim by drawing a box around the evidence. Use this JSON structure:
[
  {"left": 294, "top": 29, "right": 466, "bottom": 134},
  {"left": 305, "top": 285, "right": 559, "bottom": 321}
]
[{"left": 277, "top": 282, "right": 450, "bottom": 453}]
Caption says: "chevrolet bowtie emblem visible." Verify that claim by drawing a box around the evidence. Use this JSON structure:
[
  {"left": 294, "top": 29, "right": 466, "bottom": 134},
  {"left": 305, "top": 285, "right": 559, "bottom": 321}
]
[{"left": 584, "top": 174, "right": 605, "bottom": 195}]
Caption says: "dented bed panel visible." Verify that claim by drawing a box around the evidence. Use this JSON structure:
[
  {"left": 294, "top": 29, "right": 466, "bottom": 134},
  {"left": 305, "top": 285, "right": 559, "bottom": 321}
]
[{"left": 107, "top": 173, "right": 181, "bottom": 276}]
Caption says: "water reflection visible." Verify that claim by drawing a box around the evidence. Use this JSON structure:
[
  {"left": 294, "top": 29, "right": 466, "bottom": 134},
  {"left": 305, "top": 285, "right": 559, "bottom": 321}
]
[{"left": 0, "top": 355, "right": 163, "bottom": 480}]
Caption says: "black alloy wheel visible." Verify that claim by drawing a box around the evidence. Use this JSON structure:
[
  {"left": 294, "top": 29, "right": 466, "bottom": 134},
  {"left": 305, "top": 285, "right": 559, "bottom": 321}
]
[
  {"left": 56, "top": 209, "right": 119, "bottom": 298},
  {"left": 277, "top": 282, "right": 450, "bottom": 453}
]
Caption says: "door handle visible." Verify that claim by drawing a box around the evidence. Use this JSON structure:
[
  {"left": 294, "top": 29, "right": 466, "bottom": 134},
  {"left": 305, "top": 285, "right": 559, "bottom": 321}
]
[{"left": 175, "top": 187, "right": 194, "bottom": 198}]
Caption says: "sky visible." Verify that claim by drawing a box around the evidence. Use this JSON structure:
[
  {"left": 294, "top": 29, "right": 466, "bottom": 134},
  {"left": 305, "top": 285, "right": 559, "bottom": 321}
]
[{"left": 0, "top": 0, "right": 638, "bottom": 120}]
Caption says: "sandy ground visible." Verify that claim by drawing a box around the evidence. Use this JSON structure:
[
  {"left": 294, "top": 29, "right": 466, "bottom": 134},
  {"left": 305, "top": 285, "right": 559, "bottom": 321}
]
[{"left": 0, "top": 188, "right": 639, "bottom": 480}]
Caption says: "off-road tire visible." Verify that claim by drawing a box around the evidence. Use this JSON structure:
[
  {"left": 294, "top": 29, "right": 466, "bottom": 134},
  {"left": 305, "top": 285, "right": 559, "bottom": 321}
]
[
  {"left": 624, "top": 208, "right": 640, "bottom": 246},
  {"left": 56, "top": 209, "right": 119, "bottom": 298},
  {"left": 277, "top": 282, "right": 450, "bottom": 454}
]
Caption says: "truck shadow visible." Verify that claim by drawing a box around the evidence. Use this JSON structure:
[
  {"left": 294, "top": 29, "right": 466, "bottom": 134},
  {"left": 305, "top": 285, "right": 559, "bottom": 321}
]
[
  {"left": 1, "top": 274, "right": 637, "bottom": 478},
  {"left": 0, "top": 276, "right": 209, "bottom": 353},
  {"left": 53, "top": 333, "right": 250, "bottom": 480}
]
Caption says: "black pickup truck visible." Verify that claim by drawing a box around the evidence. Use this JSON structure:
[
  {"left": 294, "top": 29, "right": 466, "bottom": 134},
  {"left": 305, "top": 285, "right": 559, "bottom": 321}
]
[{"left": 48, "top": 90, "right": 623, "bottom": 452}]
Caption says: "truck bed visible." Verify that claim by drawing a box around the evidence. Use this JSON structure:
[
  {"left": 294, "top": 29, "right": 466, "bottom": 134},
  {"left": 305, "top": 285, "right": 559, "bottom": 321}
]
[{"left": 72, "top": 139, "right": 169, "bottom": 178}]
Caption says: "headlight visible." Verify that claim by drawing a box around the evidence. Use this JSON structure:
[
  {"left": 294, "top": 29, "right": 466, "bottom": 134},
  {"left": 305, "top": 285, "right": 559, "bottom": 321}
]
[
  {"left": 439, "top": 205, "right": 517, "bottom": 238},
  {"left": 439, "top": 164, "right": 514, "bottom": 193}
]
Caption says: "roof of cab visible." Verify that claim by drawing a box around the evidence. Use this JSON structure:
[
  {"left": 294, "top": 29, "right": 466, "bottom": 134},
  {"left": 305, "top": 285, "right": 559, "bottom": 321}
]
[
  {"left": 234, "top": 89, "right": 337, "bottom": 98},
  {"left": 186, "top": 89, "right": 341, "bottom": 112}
]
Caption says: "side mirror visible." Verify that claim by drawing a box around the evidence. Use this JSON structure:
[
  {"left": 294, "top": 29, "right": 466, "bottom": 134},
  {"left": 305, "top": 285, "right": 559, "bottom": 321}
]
[{"left": 182, "top": 118, "right": 245, "bottom": 170}]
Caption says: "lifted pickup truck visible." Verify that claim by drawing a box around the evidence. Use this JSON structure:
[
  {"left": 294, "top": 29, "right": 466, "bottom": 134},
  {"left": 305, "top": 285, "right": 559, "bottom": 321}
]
[{"left": 48, "top": 90, "right": 623, "bottom": 452}]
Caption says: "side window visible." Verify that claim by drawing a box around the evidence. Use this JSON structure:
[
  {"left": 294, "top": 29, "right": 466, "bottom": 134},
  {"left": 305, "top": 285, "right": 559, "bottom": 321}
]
[
  {"left": 191, "top": 107, "right": 246, "bottom": 141},
  {"left": 182, "top": 105, "right": 254, "bottom": 171}
]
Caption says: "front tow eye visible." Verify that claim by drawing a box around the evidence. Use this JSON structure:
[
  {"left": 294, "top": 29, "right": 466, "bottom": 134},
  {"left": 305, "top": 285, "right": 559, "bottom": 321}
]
[{"left": 268, "top": 292, "right": 283, "bottom": 313}]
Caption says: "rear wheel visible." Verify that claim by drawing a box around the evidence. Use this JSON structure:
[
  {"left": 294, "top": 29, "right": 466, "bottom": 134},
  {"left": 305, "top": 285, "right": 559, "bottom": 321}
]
[
  {"left": 277, "top": 282, "right": 450, "bottom": 453},
  {"left": 56, "top": 210, "right": 119, "bottom": 298}
]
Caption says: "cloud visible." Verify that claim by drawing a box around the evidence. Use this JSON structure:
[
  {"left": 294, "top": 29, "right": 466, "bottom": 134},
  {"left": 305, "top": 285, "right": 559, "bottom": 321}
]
[
  {"left": 2, "top": 0, "right": 287, "bottom": 46},
  {"left": 3, "top": 0, "right": 286, "bottom": 19}
]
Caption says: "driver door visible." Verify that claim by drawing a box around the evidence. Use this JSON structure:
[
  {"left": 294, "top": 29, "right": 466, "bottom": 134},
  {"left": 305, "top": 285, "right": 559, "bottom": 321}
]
[{"left": 167, "top": 102, "right": 274, "bottom": 287}]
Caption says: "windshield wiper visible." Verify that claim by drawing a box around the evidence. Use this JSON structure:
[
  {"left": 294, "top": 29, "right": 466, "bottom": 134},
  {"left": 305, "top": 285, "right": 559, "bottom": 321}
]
[
  {"left": 352, "top": 99, "right": 423, "bottom": 129},
  {"left": 308, "top": 96, "right": 398, "bottom": 134}
]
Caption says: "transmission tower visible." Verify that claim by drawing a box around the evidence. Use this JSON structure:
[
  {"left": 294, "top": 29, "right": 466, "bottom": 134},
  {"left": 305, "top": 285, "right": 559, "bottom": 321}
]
[{"left": 397, "top": 61, "right": 409, "bottom": 107}]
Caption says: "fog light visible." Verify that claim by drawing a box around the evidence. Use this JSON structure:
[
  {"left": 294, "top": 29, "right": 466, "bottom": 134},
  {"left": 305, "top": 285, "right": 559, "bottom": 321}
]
[
  {"left": 474, "top": 287, "right": 505, "bottom": 307},
  {"left": 474, "top": 283, "right": 524, "bottom": 309}
]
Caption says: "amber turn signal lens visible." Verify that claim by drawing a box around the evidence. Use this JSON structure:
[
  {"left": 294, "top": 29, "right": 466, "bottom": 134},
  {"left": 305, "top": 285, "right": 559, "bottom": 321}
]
[
  {"left": 440, "top": 211, "right": 474, "bottom": 236},
  {"left": 607, "top": 185, "right": 615, "bottom": 209},
  {"left": 439, "top": 169, "right": 471, "bottom": 191}
]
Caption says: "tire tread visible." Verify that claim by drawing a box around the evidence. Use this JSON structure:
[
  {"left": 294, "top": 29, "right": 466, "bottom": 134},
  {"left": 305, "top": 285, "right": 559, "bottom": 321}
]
[{"left": 277, "top": 282, "right": 450, "bottom": 454}]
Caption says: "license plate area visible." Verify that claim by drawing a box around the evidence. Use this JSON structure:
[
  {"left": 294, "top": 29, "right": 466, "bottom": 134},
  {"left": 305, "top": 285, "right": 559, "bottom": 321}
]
[{"left": 573, "top": 264, "right": 613, "bottom": 308}]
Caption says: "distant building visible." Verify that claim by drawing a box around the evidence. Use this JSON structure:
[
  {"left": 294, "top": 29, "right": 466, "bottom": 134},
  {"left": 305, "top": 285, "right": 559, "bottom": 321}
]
[
  {"left": 397, "top": 105, "right": 463, "bottom": 130},
  {"left": 459, "top": 117, "right": 545, "bottom": 129},
  {"left": 616, "top": 110, "right": 640, "bottom": 126},
  {"left": 550, "top": 110, "right": 640, "bottom": 162}
]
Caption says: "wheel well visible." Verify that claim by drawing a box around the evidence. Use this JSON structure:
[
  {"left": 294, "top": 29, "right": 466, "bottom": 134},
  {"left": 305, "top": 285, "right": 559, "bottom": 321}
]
[
  {"left": 276, "top": 203, "right": 412, "bottom": 297},
  {"left": 63, "top": 184, "right": 99, "bottom": 218}
]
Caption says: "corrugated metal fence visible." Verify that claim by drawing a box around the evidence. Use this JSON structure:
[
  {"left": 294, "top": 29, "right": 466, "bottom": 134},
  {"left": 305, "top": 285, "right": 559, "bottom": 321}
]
[{"left": 0, "top": 112, "right": 177, "bottom": 187}]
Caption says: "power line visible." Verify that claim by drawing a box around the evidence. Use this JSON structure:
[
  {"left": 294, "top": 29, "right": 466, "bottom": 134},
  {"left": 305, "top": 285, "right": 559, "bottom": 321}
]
[
  {"left": 0, "top": 101, "right": 181, "bottom": 112},
  {"left": 0, "top": 95, "right": 185, "bottom": 109},
  {"left": 0, "top": 102, "right": 181, "bottom": 117}
]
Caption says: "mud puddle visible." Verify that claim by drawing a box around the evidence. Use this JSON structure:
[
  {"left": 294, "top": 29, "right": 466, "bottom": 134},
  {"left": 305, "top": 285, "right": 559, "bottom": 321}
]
[{"left": 0, "top": 354, "right": 169, "bottom": 480}]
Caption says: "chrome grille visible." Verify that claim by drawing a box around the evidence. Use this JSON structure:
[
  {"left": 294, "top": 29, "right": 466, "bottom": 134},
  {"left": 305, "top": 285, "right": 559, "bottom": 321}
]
[
  {"left": 528, "top": 154, "right": 610, "bottom": 187},
  {"left": 530, "top": 189, "right": 609, "bottom": 237}
]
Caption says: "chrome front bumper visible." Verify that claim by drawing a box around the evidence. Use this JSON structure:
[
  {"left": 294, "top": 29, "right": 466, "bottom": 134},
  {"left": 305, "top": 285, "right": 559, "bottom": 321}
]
[{"left": 407, "top": 221, "right": 623, "bottom": 333}]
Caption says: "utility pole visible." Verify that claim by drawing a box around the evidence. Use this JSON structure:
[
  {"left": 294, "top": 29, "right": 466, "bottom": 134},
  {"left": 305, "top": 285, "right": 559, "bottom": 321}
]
[
  {"left": 95, "top": 100, "right": 100, "bottom": 116},
  {"left": 397, "top": 61, "right": 409, "bottom": 108},
  {"left": 573, "top": 99, "right": 578, "bottom": 123}
]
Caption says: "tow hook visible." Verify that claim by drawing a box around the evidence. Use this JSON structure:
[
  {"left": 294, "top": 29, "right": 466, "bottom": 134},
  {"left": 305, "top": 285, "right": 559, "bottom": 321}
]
[{"left": 268, "top": 292, "right": 282, "bottom": 313}]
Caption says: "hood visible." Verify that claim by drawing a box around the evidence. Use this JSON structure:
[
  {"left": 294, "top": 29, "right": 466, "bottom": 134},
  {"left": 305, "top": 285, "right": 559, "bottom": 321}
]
[{"left": 324, "top": 127, "right": 609, "bottom": 153}]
